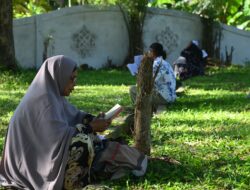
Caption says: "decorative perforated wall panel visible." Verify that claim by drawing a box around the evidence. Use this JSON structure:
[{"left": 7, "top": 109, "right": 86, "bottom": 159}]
[
  {"left": 155, "top": 26, "right": 179, "bottom": 54},
  {"left": 72, "top": 25, "right": 96, "bottom": 58}
]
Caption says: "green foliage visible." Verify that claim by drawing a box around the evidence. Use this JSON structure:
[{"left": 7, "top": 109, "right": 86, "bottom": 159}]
[
  {"left": 117, "top": 0, "right": 148, "bottom": 15},
  {"left": 0, "top": 66, "right": 250, "bottom": 189},
  {"left": 13, "top": 0, "right": 51, "bottom": 18},
  {"left": 151, "top": 0, "right": 250, "bottom": 30},
  {"left": 228, "top": 0, "right": 250, "bottom": 30},
  {"left": 79, "top": 0, "right": 117, "bottom": 5},
  {"left": 12, "top": 0, "right": 250, "bottom": 30}
]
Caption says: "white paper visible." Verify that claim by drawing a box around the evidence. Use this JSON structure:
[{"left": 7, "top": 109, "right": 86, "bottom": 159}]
[
  {"left": 104, "top": 104, "right": 123, "bottom": 120},
  {"left": 127, "top": 63, "right": 138, "bottom": 76},
  {"left": 127, "top": 55, "right": 143, "bottom": 76},
  {"left": 202, "top": 50, "right": 208, "bottom": 58},
  {"left": 97, "top": 134, "right": 106, "bottom": 140},
  {"left": 134, "top": 55, "right": 143, "bottom": 66}
]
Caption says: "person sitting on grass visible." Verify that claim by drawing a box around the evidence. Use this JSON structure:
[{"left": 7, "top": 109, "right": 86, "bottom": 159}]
[
  {"left": 0, "top": 55, "right": 147, "bottom": 190},
  {"left": 174, "top": 40, "right": 206, "bottom": 81},
  {"left": 129, "top": 42, "right": 176, "bottom": 111}
]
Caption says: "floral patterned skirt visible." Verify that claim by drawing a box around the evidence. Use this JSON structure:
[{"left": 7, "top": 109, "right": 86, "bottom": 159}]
[{"left": 63, "top": 126, "right": 94, "bottom": 190}]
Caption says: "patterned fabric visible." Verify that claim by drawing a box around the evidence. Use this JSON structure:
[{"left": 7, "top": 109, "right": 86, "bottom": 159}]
[
  {"left": 63, "top": 124, "right": 95, "bottom": 190},
  {"left": 153, "top": 56, "right": 176, "bottom": 103}
]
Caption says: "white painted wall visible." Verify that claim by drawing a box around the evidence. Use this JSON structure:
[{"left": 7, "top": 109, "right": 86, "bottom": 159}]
[
  {"left": 219, "top": 23, "right": 250, "bottom": 64},
  {"left": 14, "top": 6, "right": 129, "bottom": 69},
  {"left": 13, "top": 5, "right": 250, "bottom": 68},
  {"left": 143, "top": 8, "right": 203, "bottom": 65},
  {"left": 13, "top": 17, "right": 36, "bottom": 68}
]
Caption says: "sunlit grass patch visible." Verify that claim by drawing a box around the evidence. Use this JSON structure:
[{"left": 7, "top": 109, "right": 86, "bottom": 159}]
[{"left": 69, "top": 84, "right": 131, "bottom": 114}]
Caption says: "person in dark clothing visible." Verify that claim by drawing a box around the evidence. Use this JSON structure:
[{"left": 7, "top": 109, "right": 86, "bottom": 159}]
[{"left": 174, "top": 40, "right": 206, "bottom": 80}]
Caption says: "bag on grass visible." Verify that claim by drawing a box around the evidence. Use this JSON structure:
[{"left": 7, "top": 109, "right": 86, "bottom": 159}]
[{"left": 91, "top": 141, "right": 147, "bottom": 180}]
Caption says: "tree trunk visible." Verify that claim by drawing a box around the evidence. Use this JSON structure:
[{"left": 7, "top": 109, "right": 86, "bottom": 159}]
[
  {"left": 0, "top": 0, "right": 16, "bottom": 70},
  {"left": 201, "top": 17, "right": 214, "bottom": 58},
  {"left": 134, "top": 54, "right": 154, "bottom": 155},
  {"left": 129, "top": 15, "right": 144, "bottom": 56},
  {"left": 118, "top": 1, "right": 147, "bottom": 65}
]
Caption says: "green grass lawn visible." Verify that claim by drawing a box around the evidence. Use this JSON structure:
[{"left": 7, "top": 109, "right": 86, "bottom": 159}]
[{"left": 0, "top": 66, "right": 249, "bottom": 189}]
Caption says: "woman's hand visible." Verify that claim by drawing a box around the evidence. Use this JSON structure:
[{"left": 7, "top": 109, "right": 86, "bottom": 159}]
[{"left": 89, "top": 114, "right": 112, "bottom": 132}]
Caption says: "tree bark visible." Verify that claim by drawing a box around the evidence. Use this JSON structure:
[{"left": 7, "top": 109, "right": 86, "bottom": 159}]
[
  {"left": 118, "top": 0, "right": 147, "bottom": 65},
  {"left": 201, "top": 17, "right": 214, "bottom": 58},
  {"left": 0, "top": 0, "right": 16, "bottom": 70},
  {"left": 134, "top": 54, "right": 154, "bottom": 155}
]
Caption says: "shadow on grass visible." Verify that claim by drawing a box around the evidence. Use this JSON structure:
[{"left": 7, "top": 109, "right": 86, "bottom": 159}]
[
  {"left": 0, "top": 95, "right": 21, "bottom": 114},
  {"left": 0, "top": 69, "right": 35, "bottom": 86},
  {"left": 105, "top": 153, "right": 249, "bottom": 188},
  {"left": 183, "top": 67, "right": 250, "bottom": 92},
  {"left": 172, "top": 93, "right": 250, "bottom": 112},
  {"left": 145, "top": 155, "right": 249, "bottom": 187}
]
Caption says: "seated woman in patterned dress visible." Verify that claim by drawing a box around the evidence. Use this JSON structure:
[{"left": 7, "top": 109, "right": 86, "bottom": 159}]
[{"left": 129, "top": 42, "right": 177, "bottom": 109}]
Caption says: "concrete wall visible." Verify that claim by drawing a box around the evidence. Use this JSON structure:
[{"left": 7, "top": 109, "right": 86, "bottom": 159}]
[
  {"left": 13, "top": 5, "right": 250, "bottom": 68},
  {"left": 143, "top": 8, "right": 203, "bottom": 65},
  {"left": 13, "top": 17, "right": 36, "bottom": 68},
  {"left": 14, "top": 6, "right": 129, "bottom": 69},
  {"left": 219, "top": 23, "right": 250, "bottom": 64}
]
